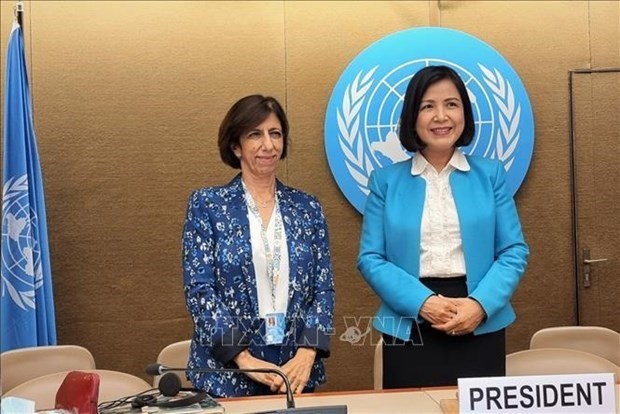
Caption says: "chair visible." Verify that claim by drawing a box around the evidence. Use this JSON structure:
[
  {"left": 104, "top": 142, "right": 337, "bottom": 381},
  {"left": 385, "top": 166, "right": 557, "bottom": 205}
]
[
  {"left": 3, "top": 369, "right": 152, "bottom": 411},
  {"left": 529, "top": 326, "right": 620, "bottom": 366},
  {"left": 154, "top": 339, "right": 192, "bottom": 388},
  {"left": 373, "top": 336, "right": 384, "bottom": 390},
  {"left": 0, "top": 345, "right": 96, "bottom": 393},
  {"left": 506, "top": 348, "right": 620, "bottom": 377}
]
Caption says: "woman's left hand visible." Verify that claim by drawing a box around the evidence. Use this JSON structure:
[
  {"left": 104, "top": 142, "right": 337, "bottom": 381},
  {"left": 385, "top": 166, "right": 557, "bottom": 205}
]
[
  {"left": 432, "top": 297, "right": 486, "bottom": 336},
  {"left": 271, "top": 347, "right": 317, "bottom": 394}
]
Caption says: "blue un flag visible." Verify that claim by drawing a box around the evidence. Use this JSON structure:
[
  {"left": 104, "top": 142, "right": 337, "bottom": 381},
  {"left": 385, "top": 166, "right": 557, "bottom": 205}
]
[{"left": 1, "top": 21, "right": 56, "bottom": 352}]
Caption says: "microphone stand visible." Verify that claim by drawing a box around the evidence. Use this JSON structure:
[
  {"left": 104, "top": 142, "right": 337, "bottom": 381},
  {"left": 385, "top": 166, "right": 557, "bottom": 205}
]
[{"left": 148, "top": 364, "right": 347, "bottom": 414}]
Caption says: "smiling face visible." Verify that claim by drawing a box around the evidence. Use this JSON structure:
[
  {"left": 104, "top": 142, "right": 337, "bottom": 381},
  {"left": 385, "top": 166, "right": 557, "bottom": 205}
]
[
  {"left": 415, "top": 78, "right": 465, "bottom": 159},
  {"left": 232, "top": 112, "right": 284, "bottom": 180}
]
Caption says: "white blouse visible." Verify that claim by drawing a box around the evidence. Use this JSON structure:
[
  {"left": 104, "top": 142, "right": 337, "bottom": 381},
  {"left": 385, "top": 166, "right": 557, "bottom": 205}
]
[
  {"left": 248, "top": 206, "right": 290, "bottom": 317},
  {"left": 411, "top": 150, "right": 469, "bottom": 278}
]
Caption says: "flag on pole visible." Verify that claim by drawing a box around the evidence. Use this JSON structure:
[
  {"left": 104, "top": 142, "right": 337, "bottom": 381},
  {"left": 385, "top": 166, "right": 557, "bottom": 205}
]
[{"left": 1, "top": 20, "right": 56, "bottom": 352}]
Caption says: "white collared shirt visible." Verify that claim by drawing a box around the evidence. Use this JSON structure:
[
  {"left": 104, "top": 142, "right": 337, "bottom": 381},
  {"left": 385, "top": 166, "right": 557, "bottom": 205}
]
[
  {"left": 248, "top": 207, "right": 290, "bottom": 317},
  {"left": 412, "top": 150, "right": 470, "bottom": 278}
]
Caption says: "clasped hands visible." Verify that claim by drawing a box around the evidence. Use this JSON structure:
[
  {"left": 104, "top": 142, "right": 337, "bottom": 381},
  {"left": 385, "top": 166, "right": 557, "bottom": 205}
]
[
  {"left": 419, "top": 295, "right": 486, "bottom": 336},
  {"left": 234, "top": 347, "right": 316, "bottom": 394}
]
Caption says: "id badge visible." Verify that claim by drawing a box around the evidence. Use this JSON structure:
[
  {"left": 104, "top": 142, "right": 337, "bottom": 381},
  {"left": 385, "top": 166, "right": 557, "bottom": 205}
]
[{"left": 265, "top": 312, "right": 285, "bottom": 345}]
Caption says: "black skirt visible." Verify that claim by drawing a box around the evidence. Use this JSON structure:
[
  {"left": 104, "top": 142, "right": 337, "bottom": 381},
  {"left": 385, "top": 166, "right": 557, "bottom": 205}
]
[{"left": 382, "top": 276, "right": 505, "bottom": 389}]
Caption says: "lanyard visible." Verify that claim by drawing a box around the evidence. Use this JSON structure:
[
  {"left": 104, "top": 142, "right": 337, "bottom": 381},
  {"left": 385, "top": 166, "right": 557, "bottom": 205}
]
[{"left": 242, "top": 182, "right": 283, "bottom": 312}]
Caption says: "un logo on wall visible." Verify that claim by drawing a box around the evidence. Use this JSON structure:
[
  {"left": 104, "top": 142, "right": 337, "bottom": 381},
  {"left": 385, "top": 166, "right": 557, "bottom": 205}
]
[{"left": 324, "top": 27, "right": 535, "bottom": 213}]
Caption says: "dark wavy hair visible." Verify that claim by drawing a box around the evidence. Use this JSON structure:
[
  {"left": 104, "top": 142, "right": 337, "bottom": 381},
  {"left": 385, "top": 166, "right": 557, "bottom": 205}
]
[
  {"left": 218, "top": 95, "right": 289, "bottom": 169},
  {"left": 399, "top": 65, "right": 475, "bottom": 152}
]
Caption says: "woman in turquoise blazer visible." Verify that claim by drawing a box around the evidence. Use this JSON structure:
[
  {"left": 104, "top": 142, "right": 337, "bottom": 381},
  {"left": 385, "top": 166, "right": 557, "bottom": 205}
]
[{"left": 358, "top": 66, "right": 528, "bottom": 388}]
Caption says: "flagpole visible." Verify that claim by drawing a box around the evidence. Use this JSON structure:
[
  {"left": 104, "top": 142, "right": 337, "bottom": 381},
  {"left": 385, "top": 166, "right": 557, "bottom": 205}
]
[{"left": 15, "top": 0, "right": 24, "bottom": 27}]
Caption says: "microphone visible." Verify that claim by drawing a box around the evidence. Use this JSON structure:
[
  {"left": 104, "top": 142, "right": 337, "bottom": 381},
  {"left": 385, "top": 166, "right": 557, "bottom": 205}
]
[
  {"left": 146, "top": 363, "right": 347, "bottom": 414},
  {"left": 147, "top": 362, "right": 295, "bottom": 409}
]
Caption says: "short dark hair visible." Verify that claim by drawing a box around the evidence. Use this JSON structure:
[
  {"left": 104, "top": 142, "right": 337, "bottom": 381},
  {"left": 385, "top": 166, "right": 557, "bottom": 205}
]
[
  {"left": 399, "top": 65, "right": 475, "bottom": 152},
  {"left": 218, "top": 95, "right": 289, "bottom": 169}
]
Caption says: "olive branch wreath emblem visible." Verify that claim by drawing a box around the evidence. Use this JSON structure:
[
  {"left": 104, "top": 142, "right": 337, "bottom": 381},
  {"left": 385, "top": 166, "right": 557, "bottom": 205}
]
[
  {"left": 336, "top": 64, "right": 520, "bottom": 195},
  {"left": 1, "top": 174, "right": 42, "bottom": 310},
  {"left": 478, "top": 64, "right": 521, "bottom": 170},
  {"left": 336, "top": 66, "right": 378, "bottom": 196}
]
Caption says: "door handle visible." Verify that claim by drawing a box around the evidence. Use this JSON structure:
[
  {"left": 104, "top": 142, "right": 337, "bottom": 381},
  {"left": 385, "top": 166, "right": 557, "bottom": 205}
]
[
  {"left": 583, "top": 258, "right": 609, "bottom": 264},
  {"left": 582, "top": 248, "right": 608, "bottom": 288}
]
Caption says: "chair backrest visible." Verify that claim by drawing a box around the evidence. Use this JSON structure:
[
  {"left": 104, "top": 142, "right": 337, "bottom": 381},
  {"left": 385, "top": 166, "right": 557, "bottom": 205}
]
[
  {"left": 374, "top": 337, "right": 384, "bottom": 390},
  {"left": 506, "top": 347, "right": 620, "bottom": 377},
  {"left": 3, "top": 369, "right": 152, "bottom": 411},
  {"left": 0, "top": 345, "right": 96, "bottom": 393},
  {"left": 154, "top": 340, "right": 192, "bottom": 388},
  {"left": 530, "top": 326, "right": 620, "bottom": 365}
]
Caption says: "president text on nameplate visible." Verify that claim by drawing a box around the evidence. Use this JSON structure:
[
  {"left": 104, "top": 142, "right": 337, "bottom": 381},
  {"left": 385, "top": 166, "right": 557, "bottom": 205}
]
[{"left": 458, "top": 373, "right": 616, "bottom": 413}]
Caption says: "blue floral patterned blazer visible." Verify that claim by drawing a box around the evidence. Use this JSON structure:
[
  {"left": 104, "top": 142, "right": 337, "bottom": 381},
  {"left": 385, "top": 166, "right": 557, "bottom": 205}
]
[{"left": 182, "top": 174, "right": 334, "bottom": 398}]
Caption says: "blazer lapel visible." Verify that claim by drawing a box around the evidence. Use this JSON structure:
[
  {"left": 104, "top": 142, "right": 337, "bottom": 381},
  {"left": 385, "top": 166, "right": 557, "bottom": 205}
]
[
  {"left": 275, "top": 181, "right": 300, "bottom": 316},
  {"left": 396, "top": 160, "right": 426, "bottom": 274},
  {"left": 450, "top": 169, "right": 475, "bottom": 277},
  {"left": 227, "top": 175, "right": 259, "bottom": 315}
]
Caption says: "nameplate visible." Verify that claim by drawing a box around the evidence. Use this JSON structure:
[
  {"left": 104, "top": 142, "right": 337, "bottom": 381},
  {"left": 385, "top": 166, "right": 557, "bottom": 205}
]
[{"left": 458, "top": 373, "right": 616, "bottom": 413}]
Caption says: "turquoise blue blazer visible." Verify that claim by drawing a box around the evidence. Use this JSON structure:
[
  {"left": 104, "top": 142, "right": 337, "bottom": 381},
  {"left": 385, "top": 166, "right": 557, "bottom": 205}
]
[{"left": 357, "top": 154, "right": 529, "bottom": 341}]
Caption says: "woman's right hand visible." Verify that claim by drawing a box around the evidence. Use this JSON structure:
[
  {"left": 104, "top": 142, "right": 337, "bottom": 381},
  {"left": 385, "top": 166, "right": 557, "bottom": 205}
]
[
  {"left": 419, "top": 294, "right": 458, "bottom": 325},
  {"left": 233, "top": 349, "right": 281, "bottom": 387}
]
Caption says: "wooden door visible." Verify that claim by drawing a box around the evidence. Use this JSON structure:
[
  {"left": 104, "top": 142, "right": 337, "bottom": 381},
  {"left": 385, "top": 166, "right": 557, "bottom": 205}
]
[{"left": 571, "top": 69, "right": 619, "bottom": 331}]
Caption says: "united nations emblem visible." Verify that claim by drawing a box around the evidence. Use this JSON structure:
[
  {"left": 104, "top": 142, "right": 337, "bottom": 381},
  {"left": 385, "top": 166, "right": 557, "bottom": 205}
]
[
  {"left": 324, "top": 27, "right": 535, "bottom": 213},
  {"left": 1, "top": 174, "right": 43, "bottom": 310}
]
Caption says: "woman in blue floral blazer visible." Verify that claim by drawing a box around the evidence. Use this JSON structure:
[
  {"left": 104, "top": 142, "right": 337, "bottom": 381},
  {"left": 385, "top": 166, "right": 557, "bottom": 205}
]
[{"left": 182, "top": 95, "right": 335, "bottom": 398}]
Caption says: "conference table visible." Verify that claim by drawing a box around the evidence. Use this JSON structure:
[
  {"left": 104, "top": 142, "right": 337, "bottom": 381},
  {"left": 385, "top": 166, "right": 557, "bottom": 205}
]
[
  {"left": 219, "top": 387, "right": 449, "bottom": 413},
  {"left": 218, "top": 384, "right": 620, "bottom": 413}
]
